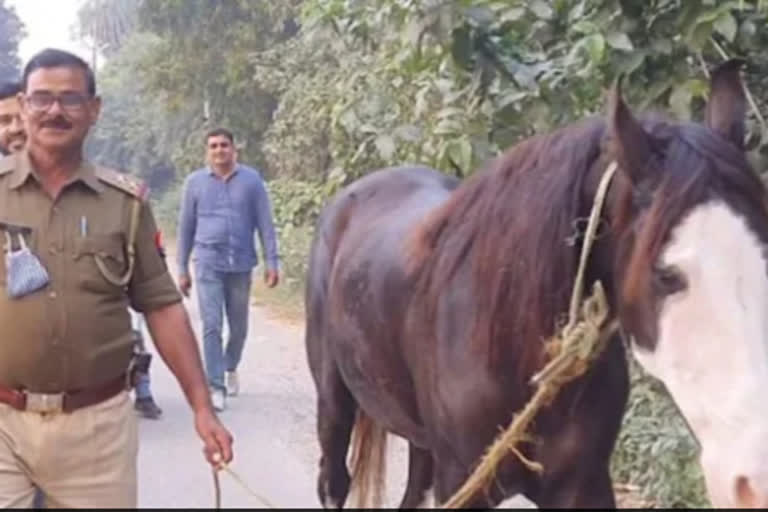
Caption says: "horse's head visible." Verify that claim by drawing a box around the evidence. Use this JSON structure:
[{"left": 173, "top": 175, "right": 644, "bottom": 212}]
[{"left": 608, "top": 59, "right": 768, "bottom": 508}]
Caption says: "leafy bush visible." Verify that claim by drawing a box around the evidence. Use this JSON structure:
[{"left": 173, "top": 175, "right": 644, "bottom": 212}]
[
  {"left": 267, "top": 178, "right": 333, "bottom": 291},
  {"left": 268, "top": 178, "right": 327, "bottom": 229},
  {"left": 610, "top": 355, "right": 710, "bottom": 508},
  {"left": 273, "top": 223, "right": 314, "bottom": 293},
  {"left": 151, "top": 178, "right": 184, "bottom": 240}
]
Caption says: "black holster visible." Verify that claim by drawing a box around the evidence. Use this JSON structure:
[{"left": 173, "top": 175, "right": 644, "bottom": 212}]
[{"left": 128, "top": 349, "right": 152, "bottom": 388}]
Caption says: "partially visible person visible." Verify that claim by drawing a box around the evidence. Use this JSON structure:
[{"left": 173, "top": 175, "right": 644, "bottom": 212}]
[
  {"left": 176, "top": 128, "right": 280, "bottom": 412},
  {"left": 130, "top": 311, "right": 163, "bottom": 419},
  {"left": 0, "top": 78, "right": 44, "bottom": 510},
  {"left": 0, "top": 80, "right": 25, "bottom": 155},
  {"left": 130, "top": 229, "right": 168, "bottom": 419},
  {"left": 0, "top": 48, "right": 232, "bottom": 508}
]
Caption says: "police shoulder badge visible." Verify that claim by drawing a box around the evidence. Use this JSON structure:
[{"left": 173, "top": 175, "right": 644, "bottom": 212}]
[{"left": 95, "top": 166, "right": 150, "bottom": 201}]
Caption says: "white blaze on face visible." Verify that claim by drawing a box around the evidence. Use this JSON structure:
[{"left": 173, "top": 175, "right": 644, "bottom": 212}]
[{"left": 631, "top": 199, "right": 768, "bottom": 508}]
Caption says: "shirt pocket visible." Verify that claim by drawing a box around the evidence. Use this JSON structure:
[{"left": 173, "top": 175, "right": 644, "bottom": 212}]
[{"left": 73, "top": 233, "right": 128, "bottom": 292}]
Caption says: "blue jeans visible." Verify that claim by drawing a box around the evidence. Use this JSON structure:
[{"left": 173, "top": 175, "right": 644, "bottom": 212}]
[
  {"left": 195, "top": 263, "right": 252, "bottom": 393},
  {"left": 135, "top": 370, "right": 152, "bottom": 399}
]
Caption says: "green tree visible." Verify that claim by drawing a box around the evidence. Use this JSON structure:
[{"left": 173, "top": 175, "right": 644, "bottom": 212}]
[
  {"left": 134, "top": 0, "right": 302, "bottom": 175},
  {"left": 263, "top": 0, "right": 768, "bottom": 189},
  {"left": 74, "top": 0, "right": 142, "bottom": 66},
  {"left": 85, "top": 33, "right": 178, "bottom": 192}
]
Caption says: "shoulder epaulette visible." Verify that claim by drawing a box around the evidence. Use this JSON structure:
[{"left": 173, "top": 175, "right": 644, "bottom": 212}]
[
  {"left": 95, "top": 166, "right": 149, "bottom": 201},
  {"left": 0, "top": 154, "right": 18, "bottom": 176}
]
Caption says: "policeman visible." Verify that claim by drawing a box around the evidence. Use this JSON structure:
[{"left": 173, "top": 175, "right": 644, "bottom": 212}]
[{"left": 0, "top": 48, "right": 233, "bottom": 507}]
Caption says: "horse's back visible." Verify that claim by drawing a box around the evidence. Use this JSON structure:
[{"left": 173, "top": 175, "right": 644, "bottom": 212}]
[
  {"left": 306, "top": 165, "right": 458, "bottom": 333},
  {"left": 307, "top": 165, "right": 458, "bottom": 296},
  {"left": 305, "top": 165, "right": 458, "bottom": 441}
]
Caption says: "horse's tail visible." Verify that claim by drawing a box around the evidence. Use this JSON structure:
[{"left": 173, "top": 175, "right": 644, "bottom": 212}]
[{"left": 348, "top": 409, "right": 388, "bottom": 508}]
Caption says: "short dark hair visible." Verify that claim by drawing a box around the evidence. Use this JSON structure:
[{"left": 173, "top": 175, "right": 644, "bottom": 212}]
[
  {"left": 205, "top": 128, "right": 234, "bottom": 144},
  {"left": 22, "top": 48, "right": 96, "bottom": 96},
  {"left": 0, "top": 81, "right": 20, "bottom": 101}
]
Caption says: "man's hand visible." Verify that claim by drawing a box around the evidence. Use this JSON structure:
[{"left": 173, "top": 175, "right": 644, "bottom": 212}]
[
  {"left": 145, "top": 303, "right": 232, "bottom": 467},
  {"left": 195, "top": 408, "right": 234, "bottom": 467},
  {"left": 264, "top": 268, "right": 279, "bottom": 288},
  {"left": 178, "top": 274, "right": 192, "bottom": 297}
]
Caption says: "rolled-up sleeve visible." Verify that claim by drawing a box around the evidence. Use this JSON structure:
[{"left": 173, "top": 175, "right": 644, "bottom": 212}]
[{"left": 128, "top": 200, "right": 183, "bottom": 312}]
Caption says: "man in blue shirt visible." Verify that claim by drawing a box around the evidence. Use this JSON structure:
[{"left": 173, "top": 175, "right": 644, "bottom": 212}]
[{"left": 177, "top": 128, "right": 280, "bottom": 411}]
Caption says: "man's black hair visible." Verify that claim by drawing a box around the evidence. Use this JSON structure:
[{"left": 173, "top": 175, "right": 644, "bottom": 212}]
[
  {"left": 22, "top": 48, "right": 96, "bottom": 96},
  {"left": 205, "top": 128, "right": 234, "bottom": 144}
]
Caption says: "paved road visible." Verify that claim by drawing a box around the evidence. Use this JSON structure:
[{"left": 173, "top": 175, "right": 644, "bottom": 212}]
[
  {"left": 135, "top": 272, "right": 535, "bottom": 508},
  {"left": 135, "top": 288, "right": 415, "bottom": 508}
]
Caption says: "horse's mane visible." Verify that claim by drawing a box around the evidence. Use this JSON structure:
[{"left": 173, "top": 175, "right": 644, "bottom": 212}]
[
  {"left": 406, "top": 117, "right": 608, "bottom": 374},
  {"left": 620, "top": 121, "right": 767, "bottom": 316},
  {"left": 406, "top": 111, "right": 768, "bottom": 376}
]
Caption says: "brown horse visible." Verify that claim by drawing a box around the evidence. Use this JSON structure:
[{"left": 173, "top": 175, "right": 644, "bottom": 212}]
[{"left": 304, "top": 59, "right": 768, "bottom": 509}]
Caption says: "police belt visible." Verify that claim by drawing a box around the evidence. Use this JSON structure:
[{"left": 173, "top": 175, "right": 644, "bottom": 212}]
[{"left": 0, "top": 373, "right": 129, "bottom": 414}]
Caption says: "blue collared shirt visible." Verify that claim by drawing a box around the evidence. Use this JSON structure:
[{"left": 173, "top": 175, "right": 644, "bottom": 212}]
[{"left": 176, "top": 164, "right": 279, "bottom": 275}]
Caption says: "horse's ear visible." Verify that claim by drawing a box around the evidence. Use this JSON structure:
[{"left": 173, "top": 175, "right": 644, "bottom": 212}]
[
  {"left": 705, "top": 58, "right": 747, "bottom": 149},
  {"left": 607, "top": 74, "right": 655, "bottom": 187}
]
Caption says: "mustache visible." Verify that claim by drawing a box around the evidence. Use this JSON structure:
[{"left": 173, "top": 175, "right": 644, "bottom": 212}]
[{"left": 41, "top": 116, "right": 73, "bottom": 129}]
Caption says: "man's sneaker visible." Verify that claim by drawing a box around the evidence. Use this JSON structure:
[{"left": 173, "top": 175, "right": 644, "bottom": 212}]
[
  {"left": 211, "top": 388, "right": 226, "bottom": 412},
  {"left": 225, "top": 371, "right": 239, "bottom": 397},
  {"left": 134, "top": 396, "right": 163, "bottom": 419}
]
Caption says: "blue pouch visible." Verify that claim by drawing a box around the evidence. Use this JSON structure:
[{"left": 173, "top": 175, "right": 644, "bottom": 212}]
[{"left": 4, "top": 231, "right": 50, "bottom": 299}]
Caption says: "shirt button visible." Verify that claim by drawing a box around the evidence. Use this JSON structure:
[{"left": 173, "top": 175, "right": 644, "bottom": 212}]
[
  {"left": 48, "top": 291, "right": 57, "bottom": 299},
  {"left": 51, "top": 338, "right": 60, "bottom": 346}
]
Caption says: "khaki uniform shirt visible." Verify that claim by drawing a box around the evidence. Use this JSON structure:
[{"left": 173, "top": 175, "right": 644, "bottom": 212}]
[{"left": 0, "top": 152, "right": 182, "bottom": 392}]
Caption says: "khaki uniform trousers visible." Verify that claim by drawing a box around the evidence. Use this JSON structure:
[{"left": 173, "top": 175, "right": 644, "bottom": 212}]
[{"left": 0, "top": 390, "right": 138, "bottom": 508}]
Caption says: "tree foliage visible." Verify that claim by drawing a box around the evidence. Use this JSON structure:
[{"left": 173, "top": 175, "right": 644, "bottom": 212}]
[
  {"left": 84, "top": 33, "right": 178, "bottom": 192},
  {"left": 75, "top": 0, "right": 141, "bottom": 61},
  {"left": 133, "top": 0, "right": 301, "bottom": 173},
  {"left": 261, "top": 0, "right": 768, "bottom": 189},
  {"left": 79, "top": 0, "right": 768, "bottom": 192},
  {"left": 0, "top": 0, "right": 25, "bottom": 79}
]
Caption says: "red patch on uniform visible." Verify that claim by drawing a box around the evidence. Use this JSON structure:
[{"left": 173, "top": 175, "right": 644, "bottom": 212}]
[{"left": 137, "top": 182, "right": 150, "bottom": 201}]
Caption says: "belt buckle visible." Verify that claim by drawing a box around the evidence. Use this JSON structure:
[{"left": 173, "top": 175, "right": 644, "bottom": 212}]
[{"left": 24, "top": 391, "right": 65, "bottom": 414}]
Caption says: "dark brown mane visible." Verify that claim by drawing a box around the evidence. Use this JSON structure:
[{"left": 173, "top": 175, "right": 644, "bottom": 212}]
[
  {"left": 406, "top": 117, "right": 608, "bottom": 374},
  {"left": 406, "top": 113, "right": 768, "bottom": 376},
  {"left": 622, "top": 120, "right": 768, "bottom": 309}
]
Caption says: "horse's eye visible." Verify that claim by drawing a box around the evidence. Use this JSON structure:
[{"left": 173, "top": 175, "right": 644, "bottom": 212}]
[{"left": 652, "top": 265, "right": 687, "bottom": 295}]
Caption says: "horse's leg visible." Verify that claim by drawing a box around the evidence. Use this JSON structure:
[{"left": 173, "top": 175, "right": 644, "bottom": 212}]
[
  {"left": 399, "top": 443, "right": 434, "bottom": 509},
  {"left": 431, "top": 453, "right": 497, "bottom": 509},
  {"left": 525, "top": 337, "right": 628, "bottom": 509},
  {"left": 521, "top": 423, "right": 619, "bottom": 509},
  {"left": 532, "top": 463, "right": 615, "bottom": 508},
  {"left": 316, "top": 366, "right": 357, "bottom": 509}
]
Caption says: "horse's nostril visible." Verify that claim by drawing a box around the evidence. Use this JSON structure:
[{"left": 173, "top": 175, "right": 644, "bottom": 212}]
[{"left": 734, "top": 475, "right": 765, "bottom": 508}]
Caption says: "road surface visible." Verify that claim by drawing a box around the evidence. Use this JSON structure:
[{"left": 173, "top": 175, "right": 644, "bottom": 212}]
[
  {"left": 135, "top": 285, "right": 416, "bottom": 508},
  {"left": 135, "top": 275, "right": 535, "bottom": 508}
]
